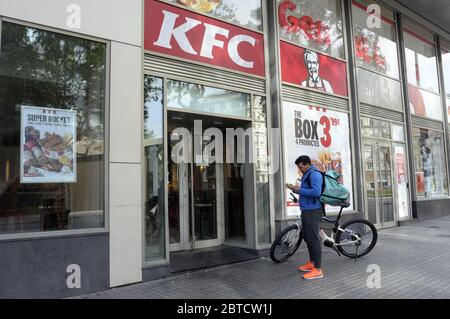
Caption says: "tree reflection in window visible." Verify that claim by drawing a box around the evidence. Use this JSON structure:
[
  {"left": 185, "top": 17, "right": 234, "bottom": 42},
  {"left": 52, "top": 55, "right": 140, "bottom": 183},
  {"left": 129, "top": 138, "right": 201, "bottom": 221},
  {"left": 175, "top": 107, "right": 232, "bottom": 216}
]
[
  {"left": 167, "top": 79, "right": 250, "bottom": 118},
  {"left": 0, "top": 22, "right": 106, "bottom": 233},
  {"left": 144, "top": 76, "right": 164, "bottom": 140}
]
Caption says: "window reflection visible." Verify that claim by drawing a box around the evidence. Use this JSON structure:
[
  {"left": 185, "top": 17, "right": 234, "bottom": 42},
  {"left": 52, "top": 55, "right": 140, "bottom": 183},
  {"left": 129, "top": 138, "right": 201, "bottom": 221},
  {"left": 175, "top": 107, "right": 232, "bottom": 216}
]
[
  {"left": 277, "top": 0, "right": 345, "bottom": 59},
  {"left": 167, "top": 0, "right": 262, "bottom": 31},
  {"left": 412, "top": 127, "right": 448, "bottom": 198},
  {"left": 361, "top": 117, "right": 391, "bottom": 140},
  {"left": 352, "top": 2, "right": 399, "bottom": 78},
  {"left": 167, "top": 80, "right": 251, "bottom": 118},
  {"left": 403, "top": 30, "right": 439, "bottom": 93},
  {"left": 0, "top": 22, "right": 106, "bottom": 234},
  {"left": 440, "top": 44, "right": 450, "bottom": 123},
  {"left": 144, "top": 75, "right": 166, "bottom": 261}
]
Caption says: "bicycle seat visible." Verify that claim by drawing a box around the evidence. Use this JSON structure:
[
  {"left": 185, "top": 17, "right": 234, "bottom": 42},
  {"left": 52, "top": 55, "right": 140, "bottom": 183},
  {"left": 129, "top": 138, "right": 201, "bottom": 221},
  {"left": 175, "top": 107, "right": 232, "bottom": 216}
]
[{"left": 341, "top": 202, "right": 350, "bottom": 208}]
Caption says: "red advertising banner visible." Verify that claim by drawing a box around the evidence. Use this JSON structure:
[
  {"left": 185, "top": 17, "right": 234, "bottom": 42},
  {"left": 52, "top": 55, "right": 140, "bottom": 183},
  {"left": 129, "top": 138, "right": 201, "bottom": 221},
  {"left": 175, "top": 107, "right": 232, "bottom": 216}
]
[
  {"left": 144, "top": 0, "right": 265, "bottom": 77},
  {"left": 280, "top": 41, "right": 348, "bottom": 96}
]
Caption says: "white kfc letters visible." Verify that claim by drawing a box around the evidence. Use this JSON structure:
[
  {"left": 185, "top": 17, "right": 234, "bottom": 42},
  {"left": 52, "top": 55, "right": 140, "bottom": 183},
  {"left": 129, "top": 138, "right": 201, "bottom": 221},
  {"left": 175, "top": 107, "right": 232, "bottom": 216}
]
[{"left": 153, "top": 10, "right": 256, "bottom": 69}]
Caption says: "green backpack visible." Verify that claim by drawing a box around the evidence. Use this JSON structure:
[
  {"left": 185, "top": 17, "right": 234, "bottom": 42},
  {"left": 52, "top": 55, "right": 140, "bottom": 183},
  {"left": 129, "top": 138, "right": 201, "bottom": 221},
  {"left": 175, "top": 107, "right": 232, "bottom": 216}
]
[{"left": 319, "top": 170, "right": 350, "bottom": 206}]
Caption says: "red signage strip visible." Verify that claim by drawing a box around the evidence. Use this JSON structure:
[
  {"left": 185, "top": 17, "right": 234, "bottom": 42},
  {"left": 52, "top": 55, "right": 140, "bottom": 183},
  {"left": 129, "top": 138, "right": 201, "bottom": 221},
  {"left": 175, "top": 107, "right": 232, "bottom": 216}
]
[
  {"left": 144, "top": 0, "right": 265, "bottom": 77},
  {"left": 404, "top": 28, "right": 435, "bottom": 47},
  {"left": 280, "top": 41, "right": 348, "bottom": 97}
]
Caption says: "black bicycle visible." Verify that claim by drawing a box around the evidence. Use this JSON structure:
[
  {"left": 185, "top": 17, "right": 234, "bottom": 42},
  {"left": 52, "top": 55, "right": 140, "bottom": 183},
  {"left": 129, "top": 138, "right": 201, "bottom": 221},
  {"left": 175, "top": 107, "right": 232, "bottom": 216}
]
[{"left": 270, "top": 193, "right": 377, "bottom": 263}]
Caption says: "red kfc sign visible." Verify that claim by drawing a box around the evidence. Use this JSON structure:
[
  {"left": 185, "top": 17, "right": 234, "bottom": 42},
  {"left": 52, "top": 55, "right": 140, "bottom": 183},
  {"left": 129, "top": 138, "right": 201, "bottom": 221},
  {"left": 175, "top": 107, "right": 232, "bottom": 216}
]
[
  {"left": 280, "top": 41, "right": 348, "bottom": 97},
  {"left": 145, "top": 0, "right": 265, "bottom": 77}
]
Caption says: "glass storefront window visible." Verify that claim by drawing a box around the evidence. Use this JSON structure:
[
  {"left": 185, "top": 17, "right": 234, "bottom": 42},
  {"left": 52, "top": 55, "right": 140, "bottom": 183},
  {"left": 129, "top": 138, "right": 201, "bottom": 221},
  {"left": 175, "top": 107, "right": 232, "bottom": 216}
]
[
  {"left": 167, "top": 80, "right": 251, "bottom": 118},
  {"left": 0, "top": 22, "right": 106, "bottom": 234},
  {"left": 408, "top": 85, "right": 442, "bottom": 121},
  {"left": 440, "top": 44, "right": 450, "bottom": 123},
  {"left": 356, "top": 68, "right": 402, "bottom": 110},
  {"left": 166, "top": 0, "right": 263, "bottom": 31},
  {"left": 361, "top": 117, "right": 391, "bottom": 140},
  {"left": 144, "top": 75, "right": 166, "bottom": 261},
  {"left": 412, "top": 127, "right": 448, "bottom": 198},
  {"left": 403, "top": 26, "right": 442, "bottom": 121},
  {"left": 404, "top": 29, "right": 439, "bottom": 94},
  {"left": 392, "top": 124, "right": 405, "bottom": 142},
  {"left": 352, "top": 1, "right": 399, "bottom": 79},
  {"left": 277, "top": 0, "right": 344, "bottom": 59},
  {"left": 253, "top": 96, "right": 270, "bottom": 245}
]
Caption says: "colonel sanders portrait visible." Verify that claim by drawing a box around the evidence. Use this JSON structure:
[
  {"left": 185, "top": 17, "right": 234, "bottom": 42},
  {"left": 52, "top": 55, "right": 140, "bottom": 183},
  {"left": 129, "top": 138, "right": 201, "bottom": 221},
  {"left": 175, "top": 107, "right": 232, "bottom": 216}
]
[{"left": 301, "top": 50, "right": 334, "bottom": 94}]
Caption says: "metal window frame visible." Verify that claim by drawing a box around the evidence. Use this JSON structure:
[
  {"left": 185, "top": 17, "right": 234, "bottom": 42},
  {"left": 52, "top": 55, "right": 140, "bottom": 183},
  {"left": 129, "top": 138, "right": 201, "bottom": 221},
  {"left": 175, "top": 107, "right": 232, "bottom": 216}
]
[
  {"left": 0, "top": 16, "right": 110, "bottom": 241},
  {"left": 410, "top": 125, "right": 450, "bottom": 200},
  {"left": 273, "top": 0, "right": 357, "bottom": 220},
  {"left": 348, "top": 2, "right": 405, "bottom": 114},
  {"left": 397, "top": 13, "right": 450, "bottom": 203}
]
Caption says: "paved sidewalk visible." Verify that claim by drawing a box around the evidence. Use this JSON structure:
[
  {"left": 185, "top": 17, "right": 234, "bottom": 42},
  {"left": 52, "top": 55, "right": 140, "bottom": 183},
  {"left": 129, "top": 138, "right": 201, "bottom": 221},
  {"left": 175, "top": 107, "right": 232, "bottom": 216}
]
[{"left": 78, "top": 216, "right": 450, "bottom": 299}]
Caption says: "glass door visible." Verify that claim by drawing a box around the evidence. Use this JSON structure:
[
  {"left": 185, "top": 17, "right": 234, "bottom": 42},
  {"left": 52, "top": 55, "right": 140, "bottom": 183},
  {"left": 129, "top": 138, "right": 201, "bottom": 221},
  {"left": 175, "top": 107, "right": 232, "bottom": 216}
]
[
  {"left": 378, "top": 144, "right": 395, "bottom": 227},
  {"left": 393, "top": 144, "right": 410, "bottom": 219},
  {"left": 191, "top": 131, "right": 222, "bottom": 249},
  {"left": 168, "top": 126, "right": 222, "bottom": 251},
  {"left": 168, "top": 135, "right": 192, "bottom": 251},
  {"left": 363, "top": 141, "right": 397, "bottom": 228}
]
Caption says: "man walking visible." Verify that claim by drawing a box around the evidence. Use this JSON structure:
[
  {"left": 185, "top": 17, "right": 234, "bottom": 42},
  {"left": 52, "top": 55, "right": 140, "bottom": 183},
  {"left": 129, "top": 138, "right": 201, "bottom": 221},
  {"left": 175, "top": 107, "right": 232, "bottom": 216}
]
[{"left": 286, "top": 155, "right": 324, "bottom": 280}]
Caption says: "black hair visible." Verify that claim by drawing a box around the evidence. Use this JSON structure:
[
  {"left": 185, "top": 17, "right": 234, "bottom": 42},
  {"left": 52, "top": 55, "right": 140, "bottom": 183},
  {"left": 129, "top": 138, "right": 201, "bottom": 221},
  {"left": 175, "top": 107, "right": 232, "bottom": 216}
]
[{"left": 295, "top": 155, "right": 311, "bottom": 166}]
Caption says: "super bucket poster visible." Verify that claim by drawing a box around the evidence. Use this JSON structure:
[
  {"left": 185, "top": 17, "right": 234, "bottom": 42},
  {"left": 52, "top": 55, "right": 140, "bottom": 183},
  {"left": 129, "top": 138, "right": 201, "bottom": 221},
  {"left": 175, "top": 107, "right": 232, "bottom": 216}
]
[
  {"left": 21, "top": 105, "right": 77, "bottom": 183},
  {"left": 282, "top": 101, "right": 353, "bottom": 216}
]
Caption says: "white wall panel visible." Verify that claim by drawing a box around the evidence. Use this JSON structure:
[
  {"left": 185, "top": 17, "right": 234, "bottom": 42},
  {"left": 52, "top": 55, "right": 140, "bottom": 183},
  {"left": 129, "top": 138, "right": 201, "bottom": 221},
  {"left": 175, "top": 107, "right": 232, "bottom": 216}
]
[
  {"left": 110, "top": 42, "right": 142, "bottom": 164},
  {"left": 0, "top": 0, "right": 142, "bottom": 46}
]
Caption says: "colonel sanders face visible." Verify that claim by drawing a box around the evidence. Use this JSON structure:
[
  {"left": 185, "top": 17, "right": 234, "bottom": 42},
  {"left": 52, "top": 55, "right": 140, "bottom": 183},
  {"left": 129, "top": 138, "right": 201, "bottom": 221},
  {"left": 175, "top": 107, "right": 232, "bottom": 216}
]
[{"left": 304, "top": 50, "right": 320, "bottom": 82}]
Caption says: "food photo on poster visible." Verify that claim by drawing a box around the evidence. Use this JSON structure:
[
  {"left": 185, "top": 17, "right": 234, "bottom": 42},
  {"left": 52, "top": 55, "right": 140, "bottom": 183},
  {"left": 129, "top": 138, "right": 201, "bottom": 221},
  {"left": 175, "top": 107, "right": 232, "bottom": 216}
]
[
  {"left": 282, "top": 101, "right": 353, "bottom": 216},
  {"left": 20, "top": 106, "right": 77, "bottom": 183}
]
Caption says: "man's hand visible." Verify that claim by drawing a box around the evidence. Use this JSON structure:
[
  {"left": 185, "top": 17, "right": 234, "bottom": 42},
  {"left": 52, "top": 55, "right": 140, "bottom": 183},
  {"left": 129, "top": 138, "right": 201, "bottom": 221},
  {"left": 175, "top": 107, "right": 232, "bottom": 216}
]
[{"left": 286, "top": 183, "right": 300, "bottom": 194}]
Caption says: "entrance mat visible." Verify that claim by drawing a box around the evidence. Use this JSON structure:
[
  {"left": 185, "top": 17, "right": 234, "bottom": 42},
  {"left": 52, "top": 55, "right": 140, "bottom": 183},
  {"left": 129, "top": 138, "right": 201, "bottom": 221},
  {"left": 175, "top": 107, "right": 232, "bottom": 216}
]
[{"left": 169, "top": 246, "right": 259, "bottom": 274}]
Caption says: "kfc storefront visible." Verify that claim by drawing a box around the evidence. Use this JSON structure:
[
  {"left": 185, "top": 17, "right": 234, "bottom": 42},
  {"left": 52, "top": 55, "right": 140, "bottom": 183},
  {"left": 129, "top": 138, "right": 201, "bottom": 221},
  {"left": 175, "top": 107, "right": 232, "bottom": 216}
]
[
  {"left": 269, "top": 0, "right": 450, "bottom": 231},
  {"left": 269, "top": 0, "right": 360, "bottom": 231},
  {"left": 142, "top": 0, "right": 273, "bottom": 275},
  {"left": 2, "top": 0, "right": 450, "bottom": 298}
]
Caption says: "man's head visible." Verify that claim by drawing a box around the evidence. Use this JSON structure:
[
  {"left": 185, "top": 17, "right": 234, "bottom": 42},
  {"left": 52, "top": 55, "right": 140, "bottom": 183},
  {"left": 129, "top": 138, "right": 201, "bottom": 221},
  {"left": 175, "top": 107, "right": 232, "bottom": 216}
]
[
  {"left": 304, "top": 50, "right": 320, "bottom": 81},
  {"left": 295, "top": 155, "right": 311, "bottom": 174}
]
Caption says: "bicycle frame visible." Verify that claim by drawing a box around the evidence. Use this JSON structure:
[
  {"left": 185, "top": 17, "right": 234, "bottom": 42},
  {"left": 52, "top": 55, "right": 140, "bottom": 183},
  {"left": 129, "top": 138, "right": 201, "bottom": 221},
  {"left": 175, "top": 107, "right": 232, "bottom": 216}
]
[
  {"left": 288, "top": 192, "right": 361, "bottom": 248},
  {"left": 321, "top": 205, "right": 361, "bottom": 246}
]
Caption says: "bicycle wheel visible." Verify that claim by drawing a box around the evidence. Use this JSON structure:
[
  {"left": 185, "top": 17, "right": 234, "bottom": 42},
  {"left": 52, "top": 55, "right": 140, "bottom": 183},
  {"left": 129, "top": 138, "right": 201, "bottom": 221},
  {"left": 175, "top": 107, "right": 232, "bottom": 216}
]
[
  {"left": 335, "top": 219, "right": 377, "bottom": 258},
  {"left": 270, "top": 224, "right": 302, "bottom": 263}
]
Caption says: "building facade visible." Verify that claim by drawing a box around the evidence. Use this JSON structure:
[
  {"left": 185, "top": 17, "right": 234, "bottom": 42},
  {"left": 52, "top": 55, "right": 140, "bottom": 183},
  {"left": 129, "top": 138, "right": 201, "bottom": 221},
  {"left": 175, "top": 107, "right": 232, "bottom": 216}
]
[{"left": 0, "top": 0, "right": 450, "bottom": 298}]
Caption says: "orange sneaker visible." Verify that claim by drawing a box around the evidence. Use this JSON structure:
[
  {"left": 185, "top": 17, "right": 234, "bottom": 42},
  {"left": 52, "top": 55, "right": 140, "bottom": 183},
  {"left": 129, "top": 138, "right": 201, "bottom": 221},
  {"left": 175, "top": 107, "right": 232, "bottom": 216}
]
[
  {"left": 297, "top": 261, "right": 314, "bottom": 272},
  {"left": 302, "top": 267, "right": 323, "bottom": 280}
]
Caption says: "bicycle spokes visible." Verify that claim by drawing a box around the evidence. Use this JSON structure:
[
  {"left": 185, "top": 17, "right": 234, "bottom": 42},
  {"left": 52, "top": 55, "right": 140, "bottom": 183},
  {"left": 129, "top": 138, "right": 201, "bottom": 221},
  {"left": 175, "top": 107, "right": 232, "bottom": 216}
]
[{"left": 336, "top": 220, "right": 377, "bottom": 258}]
